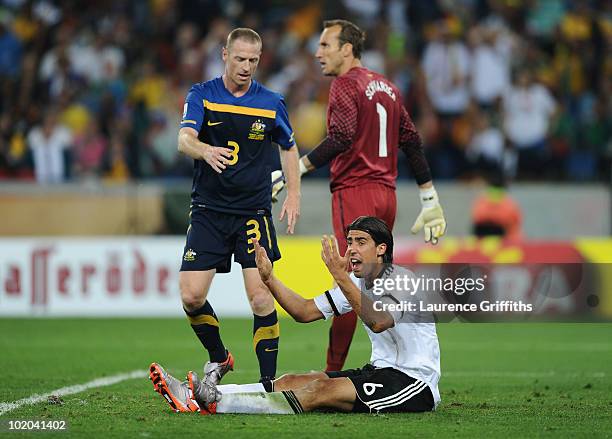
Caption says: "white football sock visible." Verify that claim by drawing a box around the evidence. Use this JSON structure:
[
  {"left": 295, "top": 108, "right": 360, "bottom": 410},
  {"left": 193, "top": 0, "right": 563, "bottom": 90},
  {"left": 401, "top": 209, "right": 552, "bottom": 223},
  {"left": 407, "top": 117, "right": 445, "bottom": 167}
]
[
  {"left": 216, "top": 391, "right": 303, "bottom": 414},
  {"left": 217, "top": 383, "right": 265, "bottom": 394}
]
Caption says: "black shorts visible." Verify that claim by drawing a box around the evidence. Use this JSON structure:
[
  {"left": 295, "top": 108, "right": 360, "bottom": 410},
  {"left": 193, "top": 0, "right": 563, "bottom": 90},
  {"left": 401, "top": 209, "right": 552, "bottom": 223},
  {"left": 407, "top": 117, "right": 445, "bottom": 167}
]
[
  {"left": 326, "top": 364, "right": 435, "bottom": 413},
  {"left": 180, "top": 206, "right": 281, "bottom": 273}
]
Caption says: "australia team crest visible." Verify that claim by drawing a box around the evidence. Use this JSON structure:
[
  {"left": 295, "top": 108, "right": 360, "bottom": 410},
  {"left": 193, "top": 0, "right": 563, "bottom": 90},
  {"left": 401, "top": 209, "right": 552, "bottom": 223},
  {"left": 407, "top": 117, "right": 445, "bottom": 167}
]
[
  {"left": 183, "top": 248, "right": 197, "bottom": 262},
  {"left": 248, "top": 119, "right": 266, "bottom": 141}
]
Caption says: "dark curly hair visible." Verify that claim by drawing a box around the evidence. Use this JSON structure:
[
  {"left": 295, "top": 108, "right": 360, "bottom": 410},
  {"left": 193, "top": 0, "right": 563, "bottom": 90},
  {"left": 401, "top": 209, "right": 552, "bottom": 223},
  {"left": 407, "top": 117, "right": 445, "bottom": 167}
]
[{"left": 346, "top": 216, "right": 394, "bottom": 263}]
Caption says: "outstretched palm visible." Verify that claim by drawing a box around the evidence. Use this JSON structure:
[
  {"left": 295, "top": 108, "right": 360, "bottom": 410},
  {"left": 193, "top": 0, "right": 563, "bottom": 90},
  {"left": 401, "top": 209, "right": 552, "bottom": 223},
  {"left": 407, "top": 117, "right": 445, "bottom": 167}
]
[{"left": 253, "top": 239, "right": 272, "bottom": 282}]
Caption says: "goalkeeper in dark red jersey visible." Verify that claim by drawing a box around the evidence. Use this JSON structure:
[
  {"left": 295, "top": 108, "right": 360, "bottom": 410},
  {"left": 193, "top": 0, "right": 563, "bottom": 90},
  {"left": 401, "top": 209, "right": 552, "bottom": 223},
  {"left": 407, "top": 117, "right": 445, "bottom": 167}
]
[{"left": 299, "top": 19, "right": 446, "bottom": 371}]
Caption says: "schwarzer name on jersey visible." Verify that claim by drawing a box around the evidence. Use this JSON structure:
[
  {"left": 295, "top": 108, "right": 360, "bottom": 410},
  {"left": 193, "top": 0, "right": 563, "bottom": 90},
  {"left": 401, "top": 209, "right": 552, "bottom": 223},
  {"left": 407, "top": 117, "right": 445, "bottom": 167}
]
[{"left": 365, "top": 80, "right": 396, "bottom": 101}]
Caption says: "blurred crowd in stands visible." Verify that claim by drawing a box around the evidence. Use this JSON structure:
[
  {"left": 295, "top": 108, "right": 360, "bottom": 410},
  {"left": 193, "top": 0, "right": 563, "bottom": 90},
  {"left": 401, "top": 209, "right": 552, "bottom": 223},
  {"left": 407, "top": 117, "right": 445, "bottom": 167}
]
[{"left": 0, "top": 0, "right": 610, "bottom": 184}]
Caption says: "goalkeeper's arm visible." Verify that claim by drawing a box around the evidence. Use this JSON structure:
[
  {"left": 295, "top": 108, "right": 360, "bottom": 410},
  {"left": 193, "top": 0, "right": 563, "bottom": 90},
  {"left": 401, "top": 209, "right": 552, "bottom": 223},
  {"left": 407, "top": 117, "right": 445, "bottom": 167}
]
[{"left": 397, "top": 105, "right": 446, "bottom": 244}]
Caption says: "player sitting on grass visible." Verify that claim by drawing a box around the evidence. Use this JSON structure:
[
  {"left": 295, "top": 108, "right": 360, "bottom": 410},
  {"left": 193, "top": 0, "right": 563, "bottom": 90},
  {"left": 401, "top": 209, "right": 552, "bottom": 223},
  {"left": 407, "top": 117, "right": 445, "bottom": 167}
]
[{"left": 149, "top": 216, "right": 441, "bottom": 414}]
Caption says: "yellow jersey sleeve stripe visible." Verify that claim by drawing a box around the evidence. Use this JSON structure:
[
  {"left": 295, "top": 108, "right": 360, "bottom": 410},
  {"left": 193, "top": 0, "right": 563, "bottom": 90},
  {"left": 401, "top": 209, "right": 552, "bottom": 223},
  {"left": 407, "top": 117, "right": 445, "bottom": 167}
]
[
  {"left": 204, "top": 100, "right": 276, "bottom": 119},
  {"left": 181, "top": 119, "right": 197, "bottom": 124}
]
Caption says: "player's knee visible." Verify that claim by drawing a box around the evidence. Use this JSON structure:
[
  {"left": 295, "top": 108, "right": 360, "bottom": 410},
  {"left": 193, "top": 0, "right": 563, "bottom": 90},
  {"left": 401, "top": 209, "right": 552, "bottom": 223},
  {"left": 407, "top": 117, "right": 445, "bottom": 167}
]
[
  {"left": 274, "top": 373, "right": 299, "bottom": 388},
  {"left": 275, "top": 372, "right": 328, "bottom": 391},
  {"left": 248, "top": 287, "right": 274, "bottom": 314},
  {"left": 181, "top": 293, "right": 205, "bottom": 312},
  {"left": 179, "top": 282, "right": 205, "bottom": 312}
]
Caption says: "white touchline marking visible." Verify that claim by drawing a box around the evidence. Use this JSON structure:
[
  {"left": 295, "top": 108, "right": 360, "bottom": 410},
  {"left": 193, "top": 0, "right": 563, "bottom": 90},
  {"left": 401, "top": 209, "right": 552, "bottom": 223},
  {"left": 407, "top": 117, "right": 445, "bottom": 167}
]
[{"left": 0, "top": 369, "right": 146, "bottom": 416}]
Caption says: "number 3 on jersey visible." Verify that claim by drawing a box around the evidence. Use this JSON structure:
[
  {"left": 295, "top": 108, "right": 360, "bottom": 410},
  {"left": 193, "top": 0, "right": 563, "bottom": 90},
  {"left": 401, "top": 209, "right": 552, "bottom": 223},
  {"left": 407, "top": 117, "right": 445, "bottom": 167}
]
[
  {"left": 376, "top": 103, "right": 388, "bottom": 158},
  {"left": 246, "top": 219, "right": 261, "bottom": 253},
  {"left": 227, "top": 141, "right": 239, "bottom": 165},
  {"left": 246, "top": 218, "right": 272, "bottom": 253}
]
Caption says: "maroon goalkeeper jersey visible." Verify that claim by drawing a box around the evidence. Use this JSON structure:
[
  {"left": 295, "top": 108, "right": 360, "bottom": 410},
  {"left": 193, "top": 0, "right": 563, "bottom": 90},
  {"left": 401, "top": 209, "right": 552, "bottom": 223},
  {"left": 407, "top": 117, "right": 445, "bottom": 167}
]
[{"left": 326, "top": 67, "right": 419, "bottom": 192}]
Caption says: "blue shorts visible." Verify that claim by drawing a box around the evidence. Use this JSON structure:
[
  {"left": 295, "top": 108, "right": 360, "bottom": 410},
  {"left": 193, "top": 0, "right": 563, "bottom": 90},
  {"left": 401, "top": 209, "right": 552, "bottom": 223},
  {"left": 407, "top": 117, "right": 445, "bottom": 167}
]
[{"left": 180, "top": 207, "right": 281, "bottom": 273}]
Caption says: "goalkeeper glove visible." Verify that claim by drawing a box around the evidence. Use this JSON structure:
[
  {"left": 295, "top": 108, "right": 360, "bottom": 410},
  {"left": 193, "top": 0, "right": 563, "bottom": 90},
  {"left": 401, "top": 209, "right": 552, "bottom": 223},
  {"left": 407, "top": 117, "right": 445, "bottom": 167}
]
[
  {"left": 271, "top": 170, "right": 285, "bottom": 203},
  {"left": 411, "top": 186, "right": 446, "bottom": 245}
]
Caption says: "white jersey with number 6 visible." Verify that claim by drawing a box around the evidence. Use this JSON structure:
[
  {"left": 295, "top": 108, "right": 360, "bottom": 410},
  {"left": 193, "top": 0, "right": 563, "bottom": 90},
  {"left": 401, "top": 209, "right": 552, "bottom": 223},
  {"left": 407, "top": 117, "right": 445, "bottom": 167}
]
[{"left": 314, "top": 266, "right": 441, "bottom": 405}]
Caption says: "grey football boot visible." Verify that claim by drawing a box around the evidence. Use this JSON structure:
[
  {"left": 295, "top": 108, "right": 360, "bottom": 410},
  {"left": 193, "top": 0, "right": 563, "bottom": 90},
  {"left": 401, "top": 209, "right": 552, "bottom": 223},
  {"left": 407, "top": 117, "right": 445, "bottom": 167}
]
[
  {"left": 186, "top": 370, "right": 221, "bottom": 414},
  {"left": 203, "top": 350, "right": 234, "bottom": 387},
  {"left": 149, "top": 363, "right": 199, "bottom": 412}
]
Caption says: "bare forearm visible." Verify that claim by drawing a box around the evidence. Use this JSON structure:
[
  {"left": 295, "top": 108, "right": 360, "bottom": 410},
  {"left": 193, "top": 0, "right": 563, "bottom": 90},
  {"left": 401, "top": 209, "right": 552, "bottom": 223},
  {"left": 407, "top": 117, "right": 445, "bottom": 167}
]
[
  {"left": 264, "top": 275, "right": 320, "bottom": 323},
  {"left": 359, "top": 294, "right": 394, "bottom": 333},
  {"left": 281, "top": 146, "right": 301, "bottom": 197},
  {"left": 178, "top": 131, "right": 207, "bottom": 160},
  {"left": 334, "top": 273, "right": 394, "bottom": 333}
]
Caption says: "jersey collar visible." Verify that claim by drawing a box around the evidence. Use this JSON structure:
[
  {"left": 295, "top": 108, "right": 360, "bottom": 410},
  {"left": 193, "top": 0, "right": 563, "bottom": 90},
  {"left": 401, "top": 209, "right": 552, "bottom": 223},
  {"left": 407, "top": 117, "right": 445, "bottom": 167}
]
[{"left": 218, "top": 76, "right": 257, "bottom": 101}]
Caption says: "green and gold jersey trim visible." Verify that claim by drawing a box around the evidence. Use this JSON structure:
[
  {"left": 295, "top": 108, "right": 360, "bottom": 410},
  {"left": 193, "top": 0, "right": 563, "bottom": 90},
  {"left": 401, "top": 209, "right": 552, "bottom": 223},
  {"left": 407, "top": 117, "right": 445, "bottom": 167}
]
[{"left": 204, "top": 100, "right": 276, "bottom": 119}]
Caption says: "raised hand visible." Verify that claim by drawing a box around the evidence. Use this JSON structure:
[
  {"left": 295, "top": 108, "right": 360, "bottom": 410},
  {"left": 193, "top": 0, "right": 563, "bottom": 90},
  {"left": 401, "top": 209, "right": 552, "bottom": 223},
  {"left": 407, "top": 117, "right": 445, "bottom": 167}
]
[
  {"left": 320, "top": 234, "right": 349, "bottom": 279},
  {"left": 279, "top": 193, "right": 300, "bottom": 234},
  {"left": 253, "top": 239, "right": 273, "bottom": 282}
]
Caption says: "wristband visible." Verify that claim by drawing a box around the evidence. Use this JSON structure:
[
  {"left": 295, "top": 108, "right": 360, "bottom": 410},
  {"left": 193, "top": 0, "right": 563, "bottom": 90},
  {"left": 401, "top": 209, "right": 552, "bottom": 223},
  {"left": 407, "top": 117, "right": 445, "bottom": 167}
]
[{"left": 419, "top": 186, "right": 437, "bottom": 209}]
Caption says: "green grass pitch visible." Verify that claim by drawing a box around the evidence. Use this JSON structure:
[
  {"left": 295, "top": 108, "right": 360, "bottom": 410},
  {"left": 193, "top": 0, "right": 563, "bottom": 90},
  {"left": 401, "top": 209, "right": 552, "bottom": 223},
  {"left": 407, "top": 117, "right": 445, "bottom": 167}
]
[{"left": 1, "top": 318, "right": 610, "bottom": 438}]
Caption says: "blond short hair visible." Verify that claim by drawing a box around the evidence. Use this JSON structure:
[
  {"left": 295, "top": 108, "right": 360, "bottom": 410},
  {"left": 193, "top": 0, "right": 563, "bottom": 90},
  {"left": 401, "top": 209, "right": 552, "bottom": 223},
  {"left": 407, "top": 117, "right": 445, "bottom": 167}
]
[{"left": 226, "top": 28, "right": 262, "bottom": 51}]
